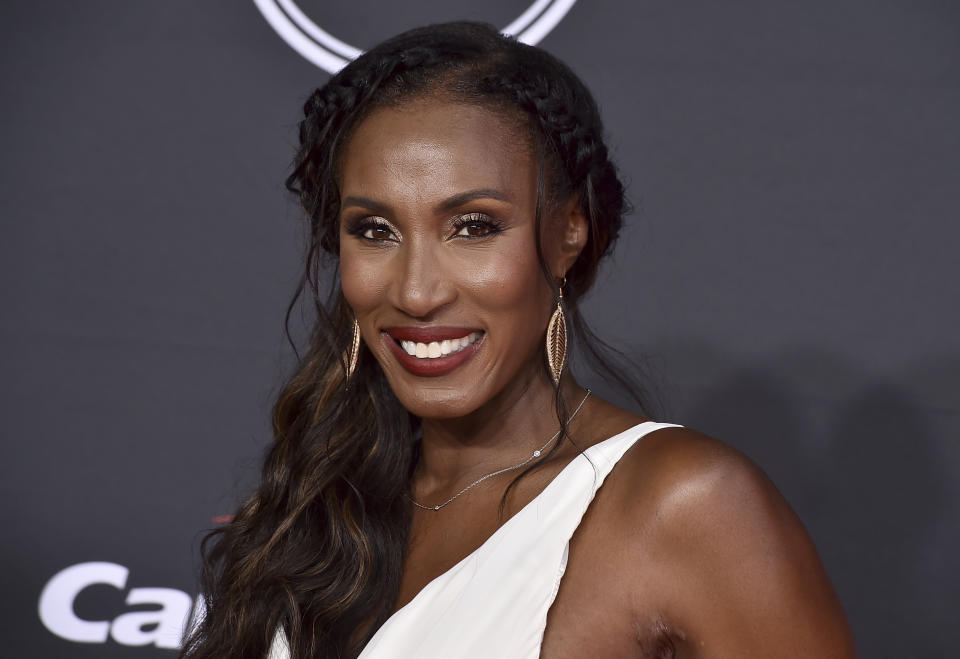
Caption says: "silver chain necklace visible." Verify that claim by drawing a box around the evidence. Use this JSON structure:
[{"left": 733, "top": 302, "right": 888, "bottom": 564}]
[{"left": 408, "top": 389, "right": 592, "bottom": 512}]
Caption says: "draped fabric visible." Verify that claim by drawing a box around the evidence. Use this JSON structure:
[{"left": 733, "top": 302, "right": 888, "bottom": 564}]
[{"left": 268, "top": 421, "right": 683, "bottom": 658}]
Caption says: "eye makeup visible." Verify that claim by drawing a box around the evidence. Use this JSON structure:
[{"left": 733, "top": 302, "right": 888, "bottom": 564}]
[
  {"left": 344, "top": 216, "right": 399, "bottom": 243},
  {"left": 450, "top": 212, "right": 505, "bottom": 239},
  {"left": 344, "top": 212, "right": 506, "bottom": 244}
]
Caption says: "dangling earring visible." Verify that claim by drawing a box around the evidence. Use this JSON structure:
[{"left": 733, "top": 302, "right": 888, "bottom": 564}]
[
  {"left": 345, "top": 317, "right": 361, "bottom": 381},
  {"left": 545, "top": 277, "right": 567, "bottom": 385}
]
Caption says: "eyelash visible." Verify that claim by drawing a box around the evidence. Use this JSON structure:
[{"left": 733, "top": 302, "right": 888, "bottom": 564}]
[
  {"left": 451, "top": 213, "right": 504, "bottom": 239},
  {"left": 347, "top": 213, "right": 504, "bottom": 243},
  {"left": 348, "top": 218, "right": 396, "bottom": 242}
]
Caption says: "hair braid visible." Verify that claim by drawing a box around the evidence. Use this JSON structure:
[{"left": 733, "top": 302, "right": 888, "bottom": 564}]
[
  {"left": 476, "top": 63, "right": 627, "bottom": 299},
  {"left": 289, "top": 38, "right": 491, "bottom": 258}
]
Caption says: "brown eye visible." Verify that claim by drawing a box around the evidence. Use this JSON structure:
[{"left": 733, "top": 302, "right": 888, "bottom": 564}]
[
  {"left": 362, "top": 225, "right": 395, "bottom": 240},
  {"left": 350, "top": 217, "right": 399, "bottom": 242},
  {"left": 456, "top": 222, "right": 489, "bottom": 237},
  {"left": 453, "top": 213, "right": 502, "bottom": 238}
]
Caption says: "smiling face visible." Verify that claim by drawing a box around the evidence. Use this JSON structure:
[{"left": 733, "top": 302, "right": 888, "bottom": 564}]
[{"left": 337, "top": 98, "right": 583, "bottom": 419}]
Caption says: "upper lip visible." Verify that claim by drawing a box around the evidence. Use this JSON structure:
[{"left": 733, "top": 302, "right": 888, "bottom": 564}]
[{"left": 383, "top": 326, "right": 481, "bottom": 343}]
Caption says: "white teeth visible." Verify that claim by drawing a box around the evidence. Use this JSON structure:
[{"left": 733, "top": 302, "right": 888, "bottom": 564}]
[{"left": 398, "top": 332, "right": 481, "bottom": 359}]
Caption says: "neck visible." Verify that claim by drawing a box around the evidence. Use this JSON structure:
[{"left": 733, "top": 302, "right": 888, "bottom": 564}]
[{"left": 414, "top": 370, "right": 588, "bottom": 493}]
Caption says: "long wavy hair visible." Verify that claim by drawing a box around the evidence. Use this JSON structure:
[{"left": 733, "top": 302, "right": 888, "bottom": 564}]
[{"left": 180, "top": 21, "right": 653, "bottom": 659}]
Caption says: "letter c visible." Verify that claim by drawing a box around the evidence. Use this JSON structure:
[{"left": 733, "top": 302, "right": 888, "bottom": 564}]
[{"left": 38, "top": 562, "right": 129, "bottom": 643}]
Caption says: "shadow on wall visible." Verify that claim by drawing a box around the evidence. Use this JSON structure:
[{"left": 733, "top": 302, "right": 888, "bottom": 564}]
[{"left": 645, "top": 339, "right": 959, "bottom": 658}]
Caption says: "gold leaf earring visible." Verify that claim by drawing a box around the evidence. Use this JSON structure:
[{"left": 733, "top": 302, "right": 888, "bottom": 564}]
[
  {"left": 346, "top": 317, "right": 361, "bottom": 381},
  {"left": 545, "top": 278, "right": 567, "bottom": 384}
]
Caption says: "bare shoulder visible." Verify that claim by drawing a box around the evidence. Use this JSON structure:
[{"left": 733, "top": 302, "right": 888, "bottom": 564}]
[
  {"left": 597, "top": 425, "right": 858, "bottom": 657},
  {"left": 613, "top": 425, "right": 786, "bottom": 530}
]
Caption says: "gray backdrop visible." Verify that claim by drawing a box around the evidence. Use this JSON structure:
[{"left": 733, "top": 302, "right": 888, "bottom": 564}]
[{"left": 3, "top": 1, "right": 957, "bottom": 657}]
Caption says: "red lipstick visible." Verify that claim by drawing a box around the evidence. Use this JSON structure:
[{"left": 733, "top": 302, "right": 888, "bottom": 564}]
[{"left": 381, "top": 327, "right": 484, "bottom": 377}]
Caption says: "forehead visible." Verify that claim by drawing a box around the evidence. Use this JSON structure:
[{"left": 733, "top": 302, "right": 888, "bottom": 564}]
[{"left": 338, "top": 100, "right": 535, "bottom": 204}]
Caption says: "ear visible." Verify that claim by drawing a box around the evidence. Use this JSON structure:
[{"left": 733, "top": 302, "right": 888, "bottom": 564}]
[{"left": 550, "top": 196, "right": 588, "bottom": 279}]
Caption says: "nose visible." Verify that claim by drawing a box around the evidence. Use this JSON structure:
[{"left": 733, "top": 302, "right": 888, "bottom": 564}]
[{"left": 390, "top": 241, "right": 456, "bottom": 319}]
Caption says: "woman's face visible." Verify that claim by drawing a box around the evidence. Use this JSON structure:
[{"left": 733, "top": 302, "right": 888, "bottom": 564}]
[{"left": 338, "top": 98, "right": 578, "bottom": 419}]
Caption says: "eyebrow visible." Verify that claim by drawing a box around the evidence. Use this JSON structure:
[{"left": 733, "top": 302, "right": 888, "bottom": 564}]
[
  {"left": 340, "top": 188, "right": 513, "bottom": 216},
  {"left": 437, "top": 188, "right": 513, "bottom": 212},
  {"left": 340, "top": 195, "right": 391, "bottom": 216}
]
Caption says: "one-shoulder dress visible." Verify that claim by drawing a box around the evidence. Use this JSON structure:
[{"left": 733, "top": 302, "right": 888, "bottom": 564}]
[{"left": 267, "top": 420, "right": 682, "bottom": 658}]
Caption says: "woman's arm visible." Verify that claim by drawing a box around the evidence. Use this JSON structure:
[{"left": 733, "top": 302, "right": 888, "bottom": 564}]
[{"left": 630, "top": 430, "right": 857, "bottom": 658}]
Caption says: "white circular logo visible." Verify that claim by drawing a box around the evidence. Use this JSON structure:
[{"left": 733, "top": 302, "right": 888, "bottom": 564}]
[{"left": 253, "top": 0, "right": 579, "bottom": 73}]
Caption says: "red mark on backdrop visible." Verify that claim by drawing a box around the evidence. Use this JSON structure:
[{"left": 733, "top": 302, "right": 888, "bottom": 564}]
[{"left": 211, "top": 514, "right": 235, "bottom": 524}]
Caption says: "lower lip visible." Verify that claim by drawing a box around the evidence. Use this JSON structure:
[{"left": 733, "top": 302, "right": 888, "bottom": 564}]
[{"left": 382, "top": 332, "right": 483, "bottom": 377}]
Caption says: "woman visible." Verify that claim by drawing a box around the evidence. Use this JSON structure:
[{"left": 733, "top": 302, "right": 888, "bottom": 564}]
[{"left": 180, "top": 21, "right": 856, "bottom": 659}]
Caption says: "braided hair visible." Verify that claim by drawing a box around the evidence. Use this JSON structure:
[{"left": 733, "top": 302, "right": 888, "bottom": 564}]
[
  {"left": 180, "top": 21, "right": 648, "bottom": 659},
  {"left": 288, "top": 21, "right": 626, "bottom": 306}
]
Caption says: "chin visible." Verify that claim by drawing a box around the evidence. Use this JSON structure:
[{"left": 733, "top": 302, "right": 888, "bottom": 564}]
[
  {"left": 376, "top": 365, "right": 492, "bottom": 419},
  {"left": 393, "top": 385, "right": 487, "bottom": 420}
]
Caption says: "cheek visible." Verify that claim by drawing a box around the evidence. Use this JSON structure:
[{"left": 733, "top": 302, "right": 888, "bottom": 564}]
[
  {"left": 458, "top": 239, "right": 552, "bottom": 331},
  {"left": 339, "top": 246, "right": 387, "bottom": 313}
]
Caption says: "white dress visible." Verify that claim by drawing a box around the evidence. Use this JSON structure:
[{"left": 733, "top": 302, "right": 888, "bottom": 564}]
[{"left": 267, "top": 420, "right": 682, "bottom": 658}]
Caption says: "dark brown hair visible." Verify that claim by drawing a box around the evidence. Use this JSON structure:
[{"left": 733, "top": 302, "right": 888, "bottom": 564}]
[{"left": 179, "top": 21, "right": 649, "bottom": 659}]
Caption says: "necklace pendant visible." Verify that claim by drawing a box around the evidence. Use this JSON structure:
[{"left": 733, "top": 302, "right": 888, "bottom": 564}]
[
  {"left": 533, "top": 450, "right": 541, "bottom": 457},
  {"left": 434, "top": 505, "right": 440, "bottom": 510}
]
